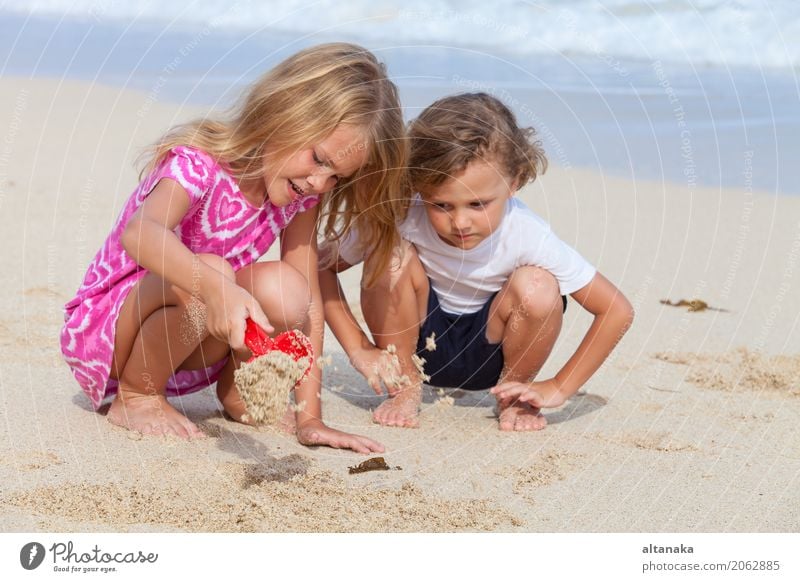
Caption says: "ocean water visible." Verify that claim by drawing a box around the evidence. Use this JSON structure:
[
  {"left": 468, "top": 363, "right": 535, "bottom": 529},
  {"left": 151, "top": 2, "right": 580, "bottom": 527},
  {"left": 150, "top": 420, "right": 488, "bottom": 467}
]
[
  {"left": 5, "top": 0, "right": 800, "bottom": 69},
  {"left": 1, "top": 0, "right": 798, "bottom": 194}
]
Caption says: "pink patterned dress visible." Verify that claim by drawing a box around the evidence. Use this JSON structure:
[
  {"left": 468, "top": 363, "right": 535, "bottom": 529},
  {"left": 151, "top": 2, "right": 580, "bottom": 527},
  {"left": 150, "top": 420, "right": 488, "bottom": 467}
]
[{"left": 60, "top": 146, "right": 320, "bottom": 409}]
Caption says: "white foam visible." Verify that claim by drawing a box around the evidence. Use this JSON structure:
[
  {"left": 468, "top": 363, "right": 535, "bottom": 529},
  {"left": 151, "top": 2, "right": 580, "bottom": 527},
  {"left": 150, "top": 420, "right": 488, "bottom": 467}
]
[{"left": 8, "top": 0, "right": 800, "bottom": 69}]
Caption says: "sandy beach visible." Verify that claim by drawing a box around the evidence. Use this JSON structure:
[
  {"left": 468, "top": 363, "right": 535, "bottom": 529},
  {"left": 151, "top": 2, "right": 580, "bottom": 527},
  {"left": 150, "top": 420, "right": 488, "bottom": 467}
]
[{"left": 1, "top": 75, "right": 798, "bottom": 533}]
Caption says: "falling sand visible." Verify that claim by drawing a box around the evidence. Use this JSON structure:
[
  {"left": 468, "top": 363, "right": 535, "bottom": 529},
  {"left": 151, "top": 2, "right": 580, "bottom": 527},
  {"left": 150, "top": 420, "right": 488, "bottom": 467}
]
[
  {"left": 433, "top": 388, "right": 454, "bottom": 408},
  {"left": 379, "top": 344, "right": 411, "bottom": 387},
  {"left": 411, "top": 353, "right": 430, "bottom": 383},
  {"left": 425, "top": 332, "right": 437, "bottom": 352},
  {"left": 234, "top": 353, "right": 311, "bottom": 425}
]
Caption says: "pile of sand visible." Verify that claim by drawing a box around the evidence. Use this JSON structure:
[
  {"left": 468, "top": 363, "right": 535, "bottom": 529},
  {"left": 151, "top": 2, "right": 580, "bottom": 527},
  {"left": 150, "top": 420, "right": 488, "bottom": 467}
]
[
  {"left": 496, "top": 451, "right": 582, "bottom": 501},
  {"left": 4, "top": 457, "right": 522, "bottom": 532},
  {"left": 654, "top": 348, "right": 800, "bottom": 395}
]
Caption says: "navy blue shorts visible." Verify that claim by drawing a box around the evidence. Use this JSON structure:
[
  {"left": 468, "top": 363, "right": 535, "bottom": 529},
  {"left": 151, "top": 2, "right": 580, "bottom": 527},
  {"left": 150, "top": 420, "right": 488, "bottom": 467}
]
[{"left": 415, "top": 284, "right": 567, "bottom": 390}]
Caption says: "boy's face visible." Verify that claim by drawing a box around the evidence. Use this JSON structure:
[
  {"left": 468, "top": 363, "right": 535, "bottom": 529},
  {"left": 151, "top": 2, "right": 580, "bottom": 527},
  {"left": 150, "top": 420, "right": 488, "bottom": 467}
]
[{"left": 421, "top": 159, "right": 517, "bottom": 250}]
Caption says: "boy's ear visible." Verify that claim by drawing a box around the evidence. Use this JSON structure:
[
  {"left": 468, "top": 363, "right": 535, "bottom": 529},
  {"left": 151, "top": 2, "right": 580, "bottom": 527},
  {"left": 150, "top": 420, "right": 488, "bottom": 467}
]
[{"left": 509, "top": 174, "right": 521, "bottom": 196}]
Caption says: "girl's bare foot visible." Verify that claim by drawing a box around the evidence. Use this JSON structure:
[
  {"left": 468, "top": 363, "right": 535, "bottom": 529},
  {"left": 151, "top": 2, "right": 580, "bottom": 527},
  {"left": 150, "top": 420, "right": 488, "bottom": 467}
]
[
  {"left": 279, "top": 404, "right": 297, "bottom": 434},
  {"left": 107, "top": 391, "right": 206, "bottom": 439},
  {"left": 496, "top": 399, "right": 547, "bottom": 431},
  {"left": 372, "top": 387, "right": 420, "bottom": 428}
]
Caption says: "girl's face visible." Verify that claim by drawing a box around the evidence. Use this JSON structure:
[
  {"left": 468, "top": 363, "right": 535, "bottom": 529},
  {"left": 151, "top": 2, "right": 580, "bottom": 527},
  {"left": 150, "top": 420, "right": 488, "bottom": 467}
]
[
  {"left": 259, "top": 125, "right": 367, "bottom": 208},
  {"left": 421, "top": 159, "right": 518, "bottom": 250}
]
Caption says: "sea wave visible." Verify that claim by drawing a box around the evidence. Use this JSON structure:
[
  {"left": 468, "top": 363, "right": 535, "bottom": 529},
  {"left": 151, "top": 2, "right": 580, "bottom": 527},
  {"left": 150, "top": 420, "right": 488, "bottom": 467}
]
[{"left": 6, "top": 0, "right": 800, "bottom": 69}]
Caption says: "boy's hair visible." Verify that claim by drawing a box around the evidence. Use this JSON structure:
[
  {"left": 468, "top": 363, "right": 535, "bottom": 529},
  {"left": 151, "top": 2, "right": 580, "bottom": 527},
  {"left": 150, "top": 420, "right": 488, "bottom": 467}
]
[
  {"left": 408, "top": 92, "right": 547, "bottom": 192},
  {"left": 142, "top": 43, "right": 408, "bottom": 287}
]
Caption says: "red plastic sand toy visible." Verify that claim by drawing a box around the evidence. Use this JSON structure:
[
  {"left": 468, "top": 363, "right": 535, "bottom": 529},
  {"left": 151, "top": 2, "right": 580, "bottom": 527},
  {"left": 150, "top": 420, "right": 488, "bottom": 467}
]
[{"left": 243, "top": 318, "right": 314, "bottom": 378}]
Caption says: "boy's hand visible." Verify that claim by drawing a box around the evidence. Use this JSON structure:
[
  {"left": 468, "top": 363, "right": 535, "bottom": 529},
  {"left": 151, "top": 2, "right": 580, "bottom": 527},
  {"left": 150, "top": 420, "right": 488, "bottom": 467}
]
[
  {"left": 490, "top": 378, "right": 567, "bottom": 409},
  {"left": 296, "top": 419, "right": 385, "bottom": 454},
  {"left": 349, "top": 345, "right": 406, "bottom": 396}
]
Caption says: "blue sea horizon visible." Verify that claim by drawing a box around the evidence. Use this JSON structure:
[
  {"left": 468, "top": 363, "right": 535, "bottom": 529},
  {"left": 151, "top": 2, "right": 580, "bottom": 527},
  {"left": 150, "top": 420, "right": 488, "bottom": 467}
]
[{"left": 2, "top": 10, "right": 798, "bottom": 195}]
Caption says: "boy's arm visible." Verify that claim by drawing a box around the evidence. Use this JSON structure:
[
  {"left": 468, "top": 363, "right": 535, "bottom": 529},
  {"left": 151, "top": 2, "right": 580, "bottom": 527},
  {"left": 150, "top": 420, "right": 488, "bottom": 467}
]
[{"left": 492, "top": 272, "right": 634, "bottom": 407}]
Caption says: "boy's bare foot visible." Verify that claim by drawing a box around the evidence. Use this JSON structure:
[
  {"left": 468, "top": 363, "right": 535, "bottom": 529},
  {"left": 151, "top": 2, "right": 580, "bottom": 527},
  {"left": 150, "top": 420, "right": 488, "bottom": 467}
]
[
  {"left": 372, "top": 388, "right": 420, "bottom": 428},
  {"left": 496, "top": 399, "right": 547, "bottom": 431},
  {"left": 107, "top": 391, "right": 206, "bottom": 439}
]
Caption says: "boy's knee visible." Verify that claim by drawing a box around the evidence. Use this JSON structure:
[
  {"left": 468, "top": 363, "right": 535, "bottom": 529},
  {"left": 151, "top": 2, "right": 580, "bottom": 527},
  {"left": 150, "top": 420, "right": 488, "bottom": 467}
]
[{"left": 508, "top": 266, "right": 561, "bottom": 319}]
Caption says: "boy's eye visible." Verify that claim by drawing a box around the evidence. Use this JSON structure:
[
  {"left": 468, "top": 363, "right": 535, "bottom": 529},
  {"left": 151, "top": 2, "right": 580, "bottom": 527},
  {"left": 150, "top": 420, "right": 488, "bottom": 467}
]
[{"left": 470, "top": 201, "right": 486, "bottom": 208}]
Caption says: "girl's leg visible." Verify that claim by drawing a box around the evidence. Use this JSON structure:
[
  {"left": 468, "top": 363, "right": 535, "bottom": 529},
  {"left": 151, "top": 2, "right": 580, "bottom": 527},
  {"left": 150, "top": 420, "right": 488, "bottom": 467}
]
[
  {"left": 361, "top": 242, "right": 429, "bottom": 428},
  {"left": 214, "top": 261, "right": 311, "bottom": 424},
  {"left": 485, "top": 266, "right": 563, "bottom": 431},
  {"left": 108, "top": 254, "right": 235, "bottom": 438}
]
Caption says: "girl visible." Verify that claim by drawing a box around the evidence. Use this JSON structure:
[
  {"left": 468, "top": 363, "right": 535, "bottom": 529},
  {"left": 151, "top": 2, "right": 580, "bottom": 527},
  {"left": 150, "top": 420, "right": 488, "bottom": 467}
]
[
  {"left": 320, "top": 93, "right": 634, "bottom": 430},
  {"left": 60, "top": 43, "right": 407, "bottom": 453}
]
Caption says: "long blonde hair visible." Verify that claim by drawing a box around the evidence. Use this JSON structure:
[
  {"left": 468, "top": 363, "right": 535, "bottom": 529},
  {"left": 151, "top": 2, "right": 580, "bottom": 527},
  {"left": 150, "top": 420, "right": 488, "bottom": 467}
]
[{"left": 142, "top": 43, "right": 408, "bottom": 286}]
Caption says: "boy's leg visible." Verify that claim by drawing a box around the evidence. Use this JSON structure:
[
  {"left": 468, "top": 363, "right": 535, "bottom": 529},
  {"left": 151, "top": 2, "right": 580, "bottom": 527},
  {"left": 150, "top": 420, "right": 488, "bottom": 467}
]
[
  {"left": 108, "top": 254, "right": 235, "bottom": 439},
  {"left": 214, "top": 260, "right": 311, "bottom": 425},
  {"left": 361, "top": 242, "right": 428, "bottom": 428},
  {"left": 486, "top": 266, "right": 563, "bottom": 431}
]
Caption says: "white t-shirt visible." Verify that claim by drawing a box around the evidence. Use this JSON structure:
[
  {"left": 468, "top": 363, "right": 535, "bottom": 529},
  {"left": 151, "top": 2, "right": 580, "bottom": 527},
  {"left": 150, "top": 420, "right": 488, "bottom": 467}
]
[{"left": 338, "top": 197, "right": 596, "bottom": 314}]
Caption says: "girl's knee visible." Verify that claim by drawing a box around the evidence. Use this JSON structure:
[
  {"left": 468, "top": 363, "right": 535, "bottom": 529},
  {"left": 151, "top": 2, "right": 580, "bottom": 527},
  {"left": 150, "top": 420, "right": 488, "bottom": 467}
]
[
  {"left": 240, "top": 261, "right": 311, "bottom": 329},
  {"left": 508, "top": 266, "right": 562, "bottom": 320}
]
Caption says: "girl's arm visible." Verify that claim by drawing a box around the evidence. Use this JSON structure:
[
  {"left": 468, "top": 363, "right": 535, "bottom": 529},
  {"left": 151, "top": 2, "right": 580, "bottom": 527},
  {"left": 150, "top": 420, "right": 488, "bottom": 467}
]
[
  {"left": 318, "top": 248, "right": 371, "bottom": 354},
  {"left": 280, "top": 210, "right": 383, "bottom": 454},
  {"left": 491, "top": 272, "right": 634, "bottom": 407},
  {"left": 121, "top": 179, "right": 272, "bottom": 349},
  {"left": 318, "top": 247, "right": 402, "bottom": 395}
]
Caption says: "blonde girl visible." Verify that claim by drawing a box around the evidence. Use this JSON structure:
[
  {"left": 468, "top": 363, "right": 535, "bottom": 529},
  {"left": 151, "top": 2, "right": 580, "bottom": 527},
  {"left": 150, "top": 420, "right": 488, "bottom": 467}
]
[{"left": 60, "top": 43, "right": 407, "bottom": 453}]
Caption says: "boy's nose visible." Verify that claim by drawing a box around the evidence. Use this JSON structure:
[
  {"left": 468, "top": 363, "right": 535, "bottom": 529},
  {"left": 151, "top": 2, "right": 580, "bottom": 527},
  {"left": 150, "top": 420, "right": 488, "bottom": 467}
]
[{"left": 451, "top": 212, "right": 470, "bottom": 231}]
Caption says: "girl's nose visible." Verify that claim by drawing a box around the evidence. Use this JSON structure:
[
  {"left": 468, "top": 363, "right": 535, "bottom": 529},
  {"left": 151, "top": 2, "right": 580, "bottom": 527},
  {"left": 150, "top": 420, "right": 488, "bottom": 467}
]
[{"left": 307, "top": 171, "right": 337, "bottom": 194}]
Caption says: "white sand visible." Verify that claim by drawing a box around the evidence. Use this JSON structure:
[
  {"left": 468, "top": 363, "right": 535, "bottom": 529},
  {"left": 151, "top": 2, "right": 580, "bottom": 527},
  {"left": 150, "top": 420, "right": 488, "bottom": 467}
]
[{"left": 1, "top": 77, "right": 799, "bottom": 532}]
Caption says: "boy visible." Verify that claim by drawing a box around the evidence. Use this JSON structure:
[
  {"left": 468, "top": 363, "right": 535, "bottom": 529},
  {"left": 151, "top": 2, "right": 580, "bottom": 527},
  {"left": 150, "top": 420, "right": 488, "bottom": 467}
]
[{"left": 320, "top": 93, "right": 634, "bottom": 430}]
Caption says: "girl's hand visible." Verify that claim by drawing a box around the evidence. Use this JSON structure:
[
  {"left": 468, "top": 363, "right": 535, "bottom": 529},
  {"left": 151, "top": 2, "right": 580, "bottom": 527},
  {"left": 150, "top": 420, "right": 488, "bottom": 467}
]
[
  {"left": 296, "top": 419, "right": 385, "bottom": 454},
  {"left": 349, "top": 345, "right": 406, "bottom": 396},
  {"left": 204, "top": 279, "right": 274, "bottom": 351},
  {"left": 490, "top": 378, "right": 567, "bottom": 409}
]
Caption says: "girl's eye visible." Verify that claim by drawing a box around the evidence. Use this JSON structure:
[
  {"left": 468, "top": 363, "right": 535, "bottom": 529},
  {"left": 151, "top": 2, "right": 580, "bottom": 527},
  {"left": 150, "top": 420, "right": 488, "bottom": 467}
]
[{"left": 312, "top": 151, "right": 324, "bottom": 166}]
